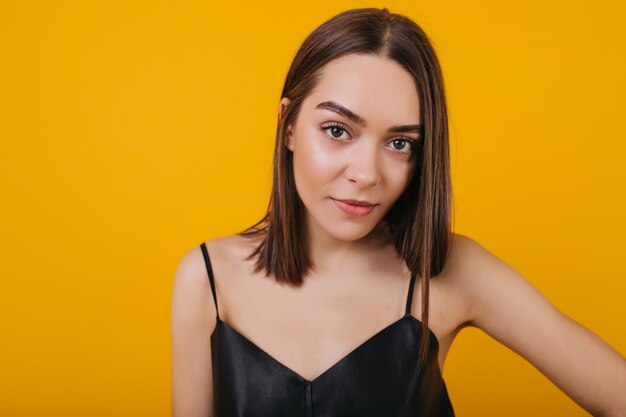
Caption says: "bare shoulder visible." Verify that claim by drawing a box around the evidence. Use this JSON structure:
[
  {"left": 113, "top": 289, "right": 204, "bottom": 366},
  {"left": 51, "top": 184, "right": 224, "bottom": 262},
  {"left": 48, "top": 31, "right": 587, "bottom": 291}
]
[
  {"left": 174, "top": 233, "right": 258, "bottom": 296},
  {"left": 428, "top": 232, "right": 483, "bottom": 331},
  {"left": 203, "top": 232, "right": 263, "bottom": 271},
  {"left": 171, "top": 234, "right": 247, "bottom": 329},
  {"left": 441, "top": 231, "right": 491, "bottom": 282},
  {"left": 170, "top": 233, "right": 261, "bottom": 416},
  {"left": 432, "top": 232, "right": 541, "bottom": 332},
  {"left": 171, "top": 240, "right": 225, "bottom": 417},
  {"left": 441, "top": 232, "right": 577, "bottom": 363},
  {"left": 171, "top": 242, "right": 216, "bottom": 332},
  {"left": 432, "top": 232, "right": 558, "bottom": 359},
  {"left": 438, "top": 232, "right": 545, "bottom": 331},
  {"left": 191, "top": 232, "right": 265, "bottom": 309},
  {"left": 437, "top": 236, "right": 626, "bottom": 415}
]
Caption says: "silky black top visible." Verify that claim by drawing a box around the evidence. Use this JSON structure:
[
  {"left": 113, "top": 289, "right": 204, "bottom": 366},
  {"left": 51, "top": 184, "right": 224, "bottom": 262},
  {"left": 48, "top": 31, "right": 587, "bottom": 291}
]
[{"left": 200, "top": 242, "right": 455, "bottom": 417}]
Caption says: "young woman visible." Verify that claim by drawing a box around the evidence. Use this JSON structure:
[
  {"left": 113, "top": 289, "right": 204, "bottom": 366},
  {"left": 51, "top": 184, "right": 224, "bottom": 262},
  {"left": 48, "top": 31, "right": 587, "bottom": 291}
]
[{"left": 171, "top": 7, "right": 626, "bottom": 417}]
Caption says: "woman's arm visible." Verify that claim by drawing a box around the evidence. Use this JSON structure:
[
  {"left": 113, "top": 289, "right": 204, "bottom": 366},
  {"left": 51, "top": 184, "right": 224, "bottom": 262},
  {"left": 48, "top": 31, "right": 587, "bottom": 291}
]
[
  {"left": 171, "top": 247, "right": 216, "bottom": 417},
  {"left": 454, "top": 235, "right": 626, "bottom": 416}
]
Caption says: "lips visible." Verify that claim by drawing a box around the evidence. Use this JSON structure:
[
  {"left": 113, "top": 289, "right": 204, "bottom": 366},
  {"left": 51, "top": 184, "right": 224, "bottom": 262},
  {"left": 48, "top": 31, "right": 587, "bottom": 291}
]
[
  {"left": 331, "top": 198, "right": 377, "bottom": 217},
  {"left": 337, "top": 199, "right": 375, "bottom": 206}
]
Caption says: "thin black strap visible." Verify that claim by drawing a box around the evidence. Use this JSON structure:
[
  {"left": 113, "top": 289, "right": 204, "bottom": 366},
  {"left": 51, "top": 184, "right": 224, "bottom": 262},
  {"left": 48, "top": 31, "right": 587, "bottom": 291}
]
[
  {"left": 405, "top": 273, "right": 416, "bottom": 317},
  {"left": 200, "top": 242, "right": 220, "bottom": 320}
]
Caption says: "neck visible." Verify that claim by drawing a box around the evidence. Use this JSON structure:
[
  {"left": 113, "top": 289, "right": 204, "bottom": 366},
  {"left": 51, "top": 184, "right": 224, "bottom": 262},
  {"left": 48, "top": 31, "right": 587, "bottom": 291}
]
[{"left": 306, "top": 215, "right": 395, "bottom": 273}]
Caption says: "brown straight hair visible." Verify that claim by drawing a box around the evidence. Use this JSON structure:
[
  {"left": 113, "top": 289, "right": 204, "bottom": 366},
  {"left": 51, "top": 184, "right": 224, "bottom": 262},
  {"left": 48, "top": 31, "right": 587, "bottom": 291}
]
[{"left": 239, "top": 7, "right": 454, "bottom": 371}]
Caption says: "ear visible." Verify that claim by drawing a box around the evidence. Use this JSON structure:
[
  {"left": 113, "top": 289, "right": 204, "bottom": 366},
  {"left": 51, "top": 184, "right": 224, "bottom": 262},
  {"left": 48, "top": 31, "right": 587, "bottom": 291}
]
[{"left": 278, "top": 97, "right": 294, "bottom": 151}]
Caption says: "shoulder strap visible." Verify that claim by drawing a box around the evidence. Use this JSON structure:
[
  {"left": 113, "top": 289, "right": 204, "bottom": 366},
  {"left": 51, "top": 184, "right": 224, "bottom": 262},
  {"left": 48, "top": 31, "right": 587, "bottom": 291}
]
[
  {"left": 200, "top": 242, "right": 221, "bottom": 320},
  {"left": 405, "top": 272, "right": 416, "bottom": 317}
]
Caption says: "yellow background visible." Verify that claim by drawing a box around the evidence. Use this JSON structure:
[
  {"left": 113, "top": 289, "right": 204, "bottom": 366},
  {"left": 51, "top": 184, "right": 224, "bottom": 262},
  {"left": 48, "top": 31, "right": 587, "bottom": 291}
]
[{"left": 1, "top": 0, "right": 624, "bottom": 415}]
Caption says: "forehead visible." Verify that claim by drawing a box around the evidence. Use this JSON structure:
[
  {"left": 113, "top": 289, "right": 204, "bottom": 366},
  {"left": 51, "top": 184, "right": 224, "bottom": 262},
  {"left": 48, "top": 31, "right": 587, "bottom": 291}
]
[{"left": 304, "top": 53, "right": 421, "bottom": 125}]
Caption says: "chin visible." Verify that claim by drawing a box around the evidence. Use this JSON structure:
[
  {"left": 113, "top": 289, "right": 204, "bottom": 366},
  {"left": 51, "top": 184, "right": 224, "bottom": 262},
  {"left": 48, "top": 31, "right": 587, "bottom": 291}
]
[{"left": 320, "top": 220, "right": 378, "bottom": 242}]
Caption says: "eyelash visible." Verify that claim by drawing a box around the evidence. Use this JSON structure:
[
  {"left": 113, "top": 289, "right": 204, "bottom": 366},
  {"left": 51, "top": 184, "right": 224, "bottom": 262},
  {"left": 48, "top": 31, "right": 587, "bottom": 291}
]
[{"left": 319, "top": 122, "right": 418, "bottom": 154}]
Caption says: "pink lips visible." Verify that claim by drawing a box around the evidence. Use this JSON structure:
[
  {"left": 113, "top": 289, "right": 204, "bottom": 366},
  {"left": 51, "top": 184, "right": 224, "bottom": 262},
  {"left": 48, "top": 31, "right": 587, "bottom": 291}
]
[{"left": 331, "top": 198, "right": 377, "bottom": 217}]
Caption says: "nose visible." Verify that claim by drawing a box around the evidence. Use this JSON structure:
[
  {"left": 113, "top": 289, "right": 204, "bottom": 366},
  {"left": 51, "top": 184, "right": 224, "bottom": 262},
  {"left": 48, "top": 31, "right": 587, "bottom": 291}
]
[{"left": 344, "top": 139, "right": 381, "bottom": 188}]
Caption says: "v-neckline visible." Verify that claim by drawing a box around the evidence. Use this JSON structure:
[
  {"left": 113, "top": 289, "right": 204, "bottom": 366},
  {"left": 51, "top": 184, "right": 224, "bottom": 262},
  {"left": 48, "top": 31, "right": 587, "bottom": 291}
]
[{"left": 211, "top": 314, "right": 439, "bottom": 384}]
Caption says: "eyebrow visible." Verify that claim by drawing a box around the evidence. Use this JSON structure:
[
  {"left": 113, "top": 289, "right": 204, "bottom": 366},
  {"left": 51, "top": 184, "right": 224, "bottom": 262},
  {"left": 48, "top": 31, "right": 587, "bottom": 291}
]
[{"left": 315, "top": 100, "right": 423, "bottom": 135}]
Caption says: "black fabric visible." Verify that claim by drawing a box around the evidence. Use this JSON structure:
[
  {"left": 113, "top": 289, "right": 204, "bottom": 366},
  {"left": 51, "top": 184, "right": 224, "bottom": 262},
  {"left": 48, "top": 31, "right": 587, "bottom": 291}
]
[{"left": 200, "top": 242, "right": 455, "bottom": 417}]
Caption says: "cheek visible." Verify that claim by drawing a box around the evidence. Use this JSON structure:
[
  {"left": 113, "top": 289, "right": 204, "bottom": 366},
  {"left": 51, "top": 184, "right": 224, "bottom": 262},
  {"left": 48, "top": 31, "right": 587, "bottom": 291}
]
[
  {"left": 292, "top": 130, "right": 341, "bottom": 194},
  {"left": 383, "top": 161, "right": 416, "bottom": 200}
]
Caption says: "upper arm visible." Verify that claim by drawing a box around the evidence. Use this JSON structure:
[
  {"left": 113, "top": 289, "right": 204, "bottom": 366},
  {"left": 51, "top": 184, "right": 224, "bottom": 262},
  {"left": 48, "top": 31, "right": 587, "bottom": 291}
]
[
  {"left": 171, "top": 246, "right": 217, "bottom": 417},
  {"left": 456, "top": 235, "right": 626, "bottom": 416}
]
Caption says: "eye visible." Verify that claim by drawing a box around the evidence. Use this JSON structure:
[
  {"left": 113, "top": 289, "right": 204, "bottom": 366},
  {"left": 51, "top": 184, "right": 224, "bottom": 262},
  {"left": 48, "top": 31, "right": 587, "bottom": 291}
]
[
  {"left": 388, "top": 138, "right": 417, "bottom": 154},
  {"left": 320, "top": 123, "right": 418, "bottom": 154},
  {"left": 320, "top": 122, "right": 350, "bottom": 140}
]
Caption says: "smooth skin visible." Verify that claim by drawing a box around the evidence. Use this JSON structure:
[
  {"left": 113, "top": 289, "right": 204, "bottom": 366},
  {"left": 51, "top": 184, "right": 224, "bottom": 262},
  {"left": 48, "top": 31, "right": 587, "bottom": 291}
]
[{"left": 171, "top": 54, "right": 626, "bottom": 417}]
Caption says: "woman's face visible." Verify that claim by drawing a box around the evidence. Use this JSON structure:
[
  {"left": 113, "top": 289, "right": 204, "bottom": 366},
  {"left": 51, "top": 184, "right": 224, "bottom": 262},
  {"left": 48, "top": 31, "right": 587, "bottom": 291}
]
[{"left": 281, "top": 53, "right": 422, "bottom": 242}]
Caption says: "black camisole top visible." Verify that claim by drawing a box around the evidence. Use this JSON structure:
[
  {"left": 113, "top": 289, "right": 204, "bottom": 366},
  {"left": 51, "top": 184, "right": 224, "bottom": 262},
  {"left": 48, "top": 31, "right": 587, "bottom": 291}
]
[{"left": 200, "top": 242, "right": 455, "bottom": 417}]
